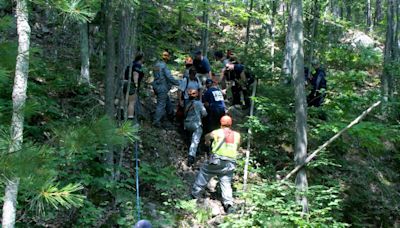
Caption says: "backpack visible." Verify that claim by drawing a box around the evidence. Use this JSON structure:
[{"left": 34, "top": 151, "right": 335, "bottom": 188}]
[{"left": 244, "top": 70, "right": 255, "bottom": 87}]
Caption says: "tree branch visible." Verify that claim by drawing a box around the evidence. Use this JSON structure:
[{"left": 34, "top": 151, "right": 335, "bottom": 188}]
[{"left": 282, "top": 100, "right": 381, "bottom": 181}]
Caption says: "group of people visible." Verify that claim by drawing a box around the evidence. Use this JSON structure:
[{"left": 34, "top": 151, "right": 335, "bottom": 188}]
[
  {"left": 124, "top": 49, "right": 243, "bottom": 214},
  {"left": 124, "top": 49, "right": 327, "bottom": 216}
]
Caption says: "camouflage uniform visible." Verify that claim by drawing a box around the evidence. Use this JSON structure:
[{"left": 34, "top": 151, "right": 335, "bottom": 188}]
[{"left": 152, "top": 61, "right": 179, "bottom": 126}]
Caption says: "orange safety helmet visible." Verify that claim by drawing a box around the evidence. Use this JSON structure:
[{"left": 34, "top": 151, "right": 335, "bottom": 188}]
[
  {"left": 185, "top": 56, "right": 193, "bottom": 65},
  {"left": 220, "top": 115, "right": 232, "bottom": 127}
]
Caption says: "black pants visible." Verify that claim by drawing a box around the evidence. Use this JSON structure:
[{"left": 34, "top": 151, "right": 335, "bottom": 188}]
[
  {"left": 231, "top": 85, "right": 242, "bottom": 105},
  {"left": 206, "top": 108, "right": 226, "bottom": 134},
  {"left": 307, "top": 90, "right": 325, "bottom": 107}
]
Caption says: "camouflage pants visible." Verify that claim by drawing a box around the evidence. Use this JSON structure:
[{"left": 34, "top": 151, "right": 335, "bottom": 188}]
[
  {"left": 153, "top": 92, "right": 173, "bottom": 125},
  {"left": 192, "top": 158, "right": 236, "bottom": 207},
  {"left": 188, "top": 127, "right": 203, "bottom": 157}
]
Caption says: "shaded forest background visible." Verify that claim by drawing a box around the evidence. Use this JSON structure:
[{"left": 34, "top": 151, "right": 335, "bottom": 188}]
[{"left": 0, "top": 0, "right": 400, "bottom": 227}]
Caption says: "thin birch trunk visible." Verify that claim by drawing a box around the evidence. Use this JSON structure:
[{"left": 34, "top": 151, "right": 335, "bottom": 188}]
[
  {"left": 282, "top": 2, "right": 292, "bottom": 82},
  {"left": 3, "top": 0, "right": 30, "bottom": 226},
  {"left": 244, "top": 0, "right": 254, "bottom": 56},
  {"left": 201, "top": 0, "right": 209, "bottom": 56},
  {"left": 177, "top": 4, "right": 183, "bottom": 50},
  {"left": 366, "top": 0, "right": 373, "bottom": 33},
  {"left": 290, "top": 0, "right": 309, "bottom": 215},
  {"left": 270, "top": 0, "right": 277, "bottom": 71},
  {"left": 307, "top": 0, "right": 319, "bottom": 79},
  {"left": 283, "top": 101, "right": 381, "bottom": 181},
  {"left": 80, "top": 22, "right": 90, "bottom": 84},
  {"left": 242, "top": 79, "right": 257, "bottom": 191},
  {"left": 2, "top": 179, "right": 20, "bottom": 228}
]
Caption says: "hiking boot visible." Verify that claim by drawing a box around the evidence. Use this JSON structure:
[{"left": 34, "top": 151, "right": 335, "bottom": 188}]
[
  {"left": 187, "top": 155, "right": 195, "bottom": 166},
  {"left": 224, "top": 204, "right": 235, "bottom": 214}
]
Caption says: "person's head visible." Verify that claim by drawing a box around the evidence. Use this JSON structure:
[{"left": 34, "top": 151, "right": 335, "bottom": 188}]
[
  {"left": 188, "top": 66, "right": 197, "bottom": 80},
  {"left": 162, "top": 50, "right": 171, "bottom": 61},
  {"left": 311, "top": 59, "right": 320, "bottom": 69},
  {"left": 185, "top": 56, "right": 193, "bottom": 68},
  {"left": 214, "top": 51, "right": 224, "bottom": 61},
  {"left": 227, "top": 49, "right": 234, "bottom": 59},
  {"left": 135, "top": 220, "right": 152, "bottom": 228},
  {"left": 225, "top": 62, "right": 235, "bottom": 71},
  {"left": 229, "top": 56, "right": 238, "bottom": 64},
  {"left": 135, "top": 53, "right": 144, "bottom": 63},
  {"left": 194, "top": 50, "right": 202, "bottom": 60},
  {"left": 188, "top": 88, "right": 199, "bottom": 100},
  {"left": 220, "top": 115, "right": 233, "bottom": 128},
  {"left": 205, "top": 78, "right": 214, "bottom": 88}
]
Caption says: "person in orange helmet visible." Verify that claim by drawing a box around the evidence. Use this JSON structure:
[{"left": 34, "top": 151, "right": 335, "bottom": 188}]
[{"left": 192, "top": 115, "right": 241, "bottom": 214}]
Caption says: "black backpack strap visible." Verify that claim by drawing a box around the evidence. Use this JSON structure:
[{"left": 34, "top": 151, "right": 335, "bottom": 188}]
[{"left": 184, "top": 101, "right": 194, "bottom": 118}]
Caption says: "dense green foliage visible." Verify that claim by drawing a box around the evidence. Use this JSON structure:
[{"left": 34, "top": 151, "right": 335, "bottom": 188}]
[{"left": 1, "top": 0, "right": 400, "bottom": 226}]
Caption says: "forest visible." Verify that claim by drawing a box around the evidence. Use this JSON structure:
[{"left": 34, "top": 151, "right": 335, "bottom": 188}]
[{"left": 0, "top": 0, "right": 400, "bottom": 227}]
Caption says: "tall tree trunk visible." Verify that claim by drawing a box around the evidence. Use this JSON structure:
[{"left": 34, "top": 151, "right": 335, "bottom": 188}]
[
  {"left": 2, "top": 0, "right": 30, "bottom": 227},
  {"left": 394, "top": 0, "right": 400, "bottom": 59},
  {"left": 330, "top": 0, "right": 340, "bottom": 17},
  {"left": 282, "top": 2, "right": 292, "bottom": 83},
  {"left": 290, "top": 0, "right": 309, "bottom": 214},
  {"left": 104, "top": 0, "right": 115, "bottom": 172},
  {"left": 366, "top": 0, "right": 373, "bottom": 33},
  {"left": 105, "top": 0, "right": 115, "bottom": 119},
  {"left": 2, "top": 179, "right": 20, "bottom": 228},
  {"left": 201, "top": 0, "right": 209, "bottom": 56},
  {"left": 375, "top": 0, "right": 383, "bottom": 25},
  {"left": 244, "top": 0, "right": 254, "bottom": 56},
  {"left": 382, "top": 0, "right": 396, "bottom": 116},
  {"left": 346, "top": 0, "right": 352, "bottom": 21},
  {"left": 80, "top": 22, "right": 90, "bottom": 84},
  {"left": 307, "top": 0, "right": 319, "bottom": 78},
  {"left": 270, "top": 0, "right": 277, "bottom": 71},
  {"left": 117, "top": 6, "right": 130, "bottom": 121},
  {"left": 177, "top": 3, "right": 183, "bottom": 50}
]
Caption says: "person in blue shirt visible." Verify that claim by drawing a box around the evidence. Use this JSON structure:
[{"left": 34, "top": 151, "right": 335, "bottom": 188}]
[
  {"left": 193, "top": 50, "right": 212, "bottom": 85},
  {"left": 203, "top": 79, "right": 226, "bottom": 133}
]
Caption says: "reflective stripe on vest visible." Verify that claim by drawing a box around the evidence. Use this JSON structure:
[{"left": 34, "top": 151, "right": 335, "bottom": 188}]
[{"left": 211, "top": 128, "right": 240, "bottom": 159}]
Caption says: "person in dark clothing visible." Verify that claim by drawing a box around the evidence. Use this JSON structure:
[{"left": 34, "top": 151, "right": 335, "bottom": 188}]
[
  {"left": 193, "top": 50, "right": 212, "bottom": 84},
  {"left": 307, "top": 60, "right": 327, "bottom": 107},
  {"left": 224, "top": 61, "right": 251, "bottom": 108},
  {"left": 203, "top": 79, "right": 226, "bottom": 133},
  {"left": 124, "top": 54, "right": 144, "bottom": 119}
]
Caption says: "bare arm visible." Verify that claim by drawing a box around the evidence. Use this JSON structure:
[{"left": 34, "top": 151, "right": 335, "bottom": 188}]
[
  {"left": 205, "top": 132, "right": 214, "bottom": 145},
  {"left": 133, "top": 72, "right": 139, "bottom": 87}
]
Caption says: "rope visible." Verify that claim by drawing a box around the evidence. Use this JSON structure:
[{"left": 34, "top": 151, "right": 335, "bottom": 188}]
[{"left": 135, "top": 139, "right": 141, "bottom": 221}]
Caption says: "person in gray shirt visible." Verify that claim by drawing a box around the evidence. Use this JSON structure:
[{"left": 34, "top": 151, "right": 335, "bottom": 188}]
[
  {"left": 152, "top": 50, "right": 180, "bottom": 128},
  {"left": 184, "top": 88, "right": 207, "bottom": 166}
]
